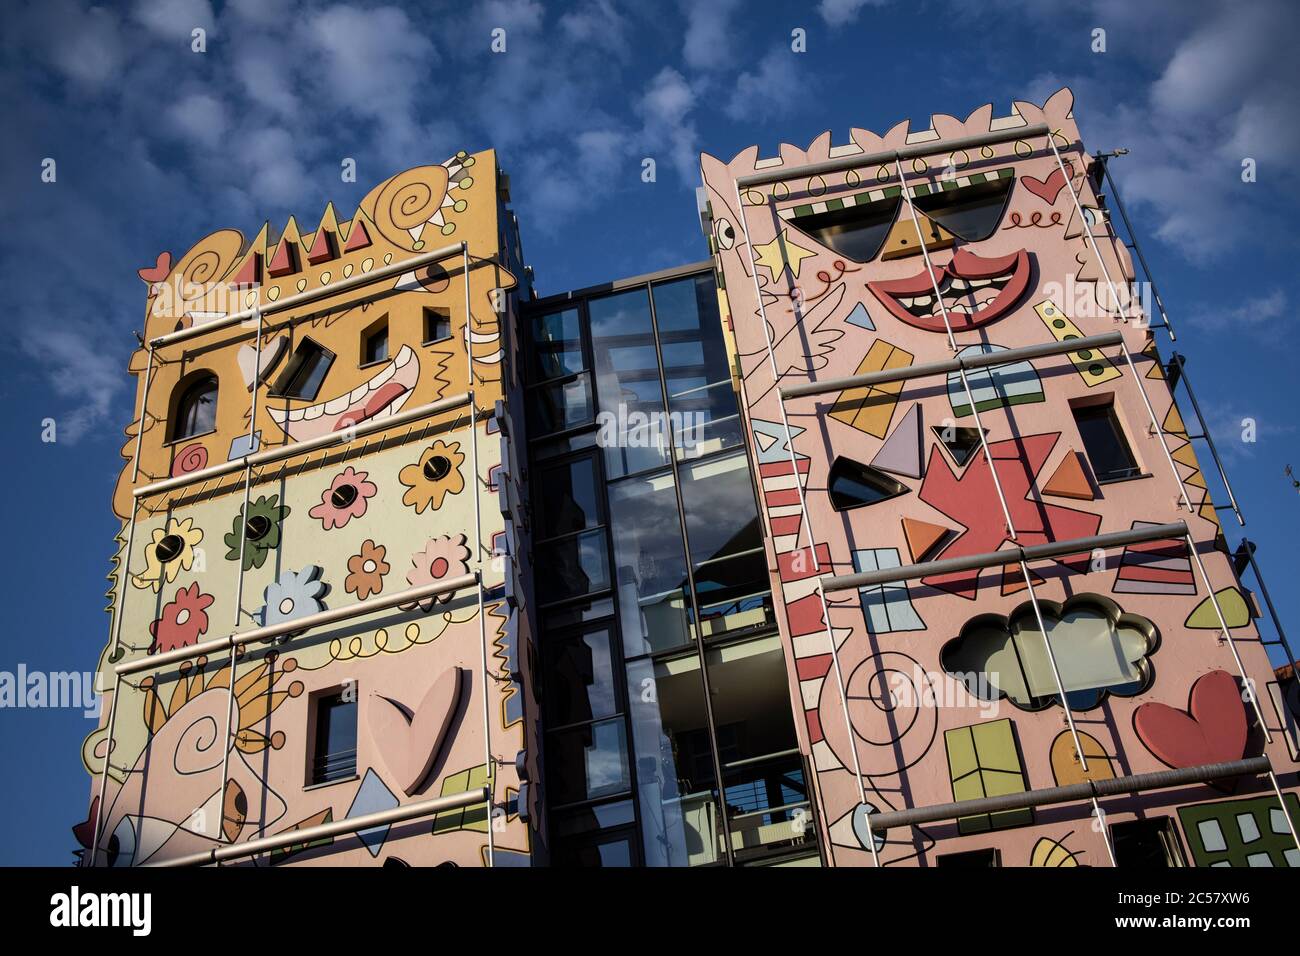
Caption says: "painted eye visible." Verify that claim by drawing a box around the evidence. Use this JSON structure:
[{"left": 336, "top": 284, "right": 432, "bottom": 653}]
[
  {"left": 716, "top": 219, "right": 736, "bottom": 250},
  {"left": 330, "top": 484, "right": 359, "bottom": 509},
  {"left": 155, "top": 534, "right": 185, "bottom": 563},
  {"left": 423, "top": 456, "right": 452, "bottom": 481},
  {"left": 1082, "top": 206, "right": 1107, "bottom": 228}
]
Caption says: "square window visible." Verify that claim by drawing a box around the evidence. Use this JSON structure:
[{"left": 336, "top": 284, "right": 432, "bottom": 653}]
[
  {"left": 1110, "top": 817, "right": 1185, "bottom": 867},
  {"left": 1072, "top": 401, "right": 1139, "bottom": 482},
  {"left": 936, "top": 848, "right": 1001, "bottom": 868},
  {"left": 423, "top": 307, "right": 452, "bottom": 344},
  {"left": 310, "top": 690, "right": 357, "bottom": 785},
  {"left": 272, "top": 339, "right": 335, "bottom": 401}
]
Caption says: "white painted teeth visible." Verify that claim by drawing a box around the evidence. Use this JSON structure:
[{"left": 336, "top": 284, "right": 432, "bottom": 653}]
[
  {"left": 948, "top": 278, "right": 971, "bottom": 291},
  {"left": 968, "top": 278, "right": 992, "bottom": 288},
  {"left": 395, "top": 345, "right": 413, "bottom": 367},
  {"left": 373, "top": 363, "right": 395, "bottom": 386}
]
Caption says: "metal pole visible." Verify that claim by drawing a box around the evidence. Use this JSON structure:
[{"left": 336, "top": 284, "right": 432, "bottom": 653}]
[
  {"left": 150, "top": 242, "right": 468, "bottom": 348},
  {"left": 731, "top": 181, "right": 818, "bottom": 560},
  {"left": 216, "top": 306, "right": 263, "bottom": 860},
  {"left": 117, "top": 574, "right": 479, "bottom": 676},
  {"left": 131, "top": 346, "right": 155, "bottom": 483},
  {"left": 1184, "top": 534, "right": 1273, "bottom": 742},
  {"left": 1097, "top": 155, "right": 1177, "bottom": 339},
  {"left": 88, "top": 673, "right": 122, "bottom": 865},
  {"left": 1110, "top": 342, "right": 1195, "bottom": 514},
  {"left": 1237, "top": 539, "right": 1300, "bottom": 670},
  {"left": 1265, "top": 769, "right": 1300, "bottom": 855},
  {"left": 1017, "top": 559, "right": 1090, "bottom": 772},
  {"left": 1167, "top": 354, "right": 1245, "bottom": 525},
  {"left": 1090, "top": 796, "right": 1117, "bottom": 866},
  {"left": 149, "top": 785, "right": 492, "bottom": 867},
  {"left": 464, "top": 241, "right": 494, "bottom": 868},
  {"left": 735, "top": 123, "right": 1051, "bottom": 189},
  {"left": 1047, "top": 134, "right": 1130, "bottom": 324},
  {"left": 729, "top": 179, "right": 874, "bottom": 866}
]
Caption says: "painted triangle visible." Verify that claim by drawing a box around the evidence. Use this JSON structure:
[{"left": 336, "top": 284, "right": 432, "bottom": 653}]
[
  {"left": 1042, "top": 450, "right": 1094, "bottom": 500},
  {"left": 344, "top": 218, "right": 373, "bottom": 251},
  {"left": 267, "top": 237, "right": 298, "bottom": 277},
  {"left": 307, "top": 228, "right": 335, "bottom": 264},
  {"left": 901, "top": 517, "right": 950, "bottom": 562},
  {"left": 871, "top": 403, "right": 923, "bottom": 478}
]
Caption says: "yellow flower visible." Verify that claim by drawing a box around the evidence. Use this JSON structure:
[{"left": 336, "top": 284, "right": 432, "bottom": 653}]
[
  {"left": 132, "top": 517, "right": 204, "bottom": 592},
  {"left": 398, "top": 440, "right": 466, "bottom": 514}
]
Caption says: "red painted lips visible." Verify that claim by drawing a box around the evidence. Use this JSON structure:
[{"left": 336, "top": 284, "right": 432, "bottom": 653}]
[{"left": 867, "top": 247, "right": 1031, "bottom": 333}]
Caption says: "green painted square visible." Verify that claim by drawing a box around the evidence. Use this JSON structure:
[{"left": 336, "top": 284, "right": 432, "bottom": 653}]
[
  {"left": 1177, "top": 794, "right": 1299, "bottom": 868},
  {"left": 945, "top": 719, "right": 1032, "bottom": 836}
]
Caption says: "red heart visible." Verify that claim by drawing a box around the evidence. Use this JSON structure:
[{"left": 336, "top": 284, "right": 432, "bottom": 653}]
[
  {"left": 137, "top": 251, "right": 173, "bottom": 284},
  {"left": 1133, "top": 669, "right": 1247, "bottom": 769},
  {"left": 1021, "top": 167, "right": 1066, "bottom": 205}
]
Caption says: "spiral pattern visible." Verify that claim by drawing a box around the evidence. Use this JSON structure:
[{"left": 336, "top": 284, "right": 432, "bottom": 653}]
[
  {"left": 171, "top": 442, "right": 208, "bottom": 477},
  {"left": 373, "top": 165, "right": 451, "bottom": 247}
]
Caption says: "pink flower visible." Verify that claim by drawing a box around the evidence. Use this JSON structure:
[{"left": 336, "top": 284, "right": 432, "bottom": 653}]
[
  {"left": 404, "top": 535, "right": 472, "bottom": 611},
  {"left": 149, "top": 583, "right": 215, "bottom": 654},
  {"left": 308, "top": 467, "right": 377, "bottom": 530}
]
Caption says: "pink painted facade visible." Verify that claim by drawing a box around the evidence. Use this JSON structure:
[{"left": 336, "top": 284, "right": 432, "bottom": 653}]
[{"left": 700, "top": 88, "right": 1299, "bottom": 867}]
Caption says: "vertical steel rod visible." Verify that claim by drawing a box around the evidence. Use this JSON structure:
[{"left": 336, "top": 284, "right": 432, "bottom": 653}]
[
  {"left": 131, "top": 346, "right": 155, "bottom": 483},
  {"left": 89, "top": 673, "right": 122, "bottom": 865},
  {"left": 465, "top": 241, "right": 495, "bottom": 868},
  {"left": 1097, "top": 156, "right": 1177, "bottom": 339}
]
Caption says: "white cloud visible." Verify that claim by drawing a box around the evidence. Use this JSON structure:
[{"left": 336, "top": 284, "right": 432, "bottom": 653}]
[
  {"left": 131, "top": 0, "right": 215, "bottom": 40},
  {"left": 1188, "top": 289, "right": 1286, "bottom": 333},
  {"left": 166, "top": 93, "right": 230, "bottom": 149},
  {"left": 817, "top": 0, "right": 889, "bottom": 27},
  {"left": 682, "top": 0, "right": 740, "bottom": 72},
  {"left": 47, "top": 4, "right": 126, "bottom": 88},
  {"left": 726, "top": 47, "right": 807, "bottom": 121}
]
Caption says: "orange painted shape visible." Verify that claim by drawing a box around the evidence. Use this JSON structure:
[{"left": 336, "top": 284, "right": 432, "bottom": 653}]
[
  {"left": 1042, "top": 450, "right": 1094, "bottom": 500},
  {"left": 902, "top": 517, "right": 950, "bottom": 563}
]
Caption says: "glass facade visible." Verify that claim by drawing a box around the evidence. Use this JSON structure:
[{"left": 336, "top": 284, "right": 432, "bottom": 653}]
[{"left": 524, "top": 266, "right": 819, "bottom": 867}]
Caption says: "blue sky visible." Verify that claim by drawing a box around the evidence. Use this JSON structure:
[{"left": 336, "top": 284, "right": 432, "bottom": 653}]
[{"left": 1, "top": 0, "right": 1297, "bottom": 865}]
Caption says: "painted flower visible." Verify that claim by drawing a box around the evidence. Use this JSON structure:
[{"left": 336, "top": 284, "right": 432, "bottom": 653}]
[
  {"left": 132, "top": 517, "right": 204, "bottom": 592},
  {"left": 398, "top": 440, "right": 466, "bottom": 514},
  {"left": 149, "top": 583, "right": 215, "bottom": 654},
  {"left": 345, "top": 539, "right": 390, "bottom": 601},
  {"left": 224, "top": 494, "right": 290, "bottom": 570},
  {"left": 258, "top": 566, "right": 327, "bottom": 629},
  {"left": 404, "top": 535, "right": 472, "bottom": 610},
  {"left": 308, "top": 467, "right": 378, "bottom": 530}
]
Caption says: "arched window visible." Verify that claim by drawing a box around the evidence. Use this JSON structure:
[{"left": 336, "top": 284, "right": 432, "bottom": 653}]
[{"left": 172, "top": 374, "right": 218, "bottom": 440}]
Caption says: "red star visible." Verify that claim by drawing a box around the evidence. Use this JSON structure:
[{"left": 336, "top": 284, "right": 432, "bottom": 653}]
[{"left": 918, "top": 433, "right": 1102, "bottom": 598}]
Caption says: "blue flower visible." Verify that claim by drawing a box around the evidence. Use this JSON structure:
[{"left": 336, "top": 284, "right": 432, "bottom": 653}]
[{"left": 259, "top": 566, "right": 327, "bottom": 630}]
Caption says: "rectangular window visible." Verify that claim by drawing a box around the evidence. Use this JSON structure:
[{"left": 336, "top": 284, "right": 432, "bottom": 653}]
[
  {"left": 1072, "top": 401, "right": 1139, "bottom": 482},
  {"left": 527, "top": 373, "right": 594, "bottom": 437},
  {"left": 310, "top": 690, "right": 357, "bottom": 785},
  {"left": 272, "top": 339, "right": 335, "bottom": 401},
  {"left": 423, "top": 306, "right": 452, "bottom": 344},
  {"left": 536, "top": 456, "right": 602, "bottom": 540},
  {"left": 543, "top": 625, "right": 620, "bottom": 728},
  {"left": 362, "top": 320, "right": 388, "bottom": 365},
  {"left": 1111, "top": 817, "right": 1186, "bottom": 867},
  {"left": 936, "top": 848, "right": 1002, "bottom": 868},
  {"left": 531, "top": 307, "right": 585, "bottom": 381},
  {"left": 546, "top": 717, "right": 631, "bottom": 806},
  {"left": 535, "top": 529, "right": 610, "bottom": 602}
]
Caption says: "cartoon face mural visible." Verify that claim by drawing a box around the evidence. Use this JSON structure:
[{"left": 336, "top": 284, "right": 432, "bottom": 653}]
[
  {"left": 701, "top": 88, "right": 1296, "bottom": 868},
  {"left": 82, "top": 151, "right": 539, "bottom": 868}
]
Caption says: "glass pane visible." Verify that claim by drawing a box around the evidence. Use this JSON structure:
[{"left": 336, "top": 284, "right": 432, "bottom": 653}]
[
  {"left": 544, "top": 627, "right": 619, "bottom": 727},
  {"left": 527, "top": 373, "right": 593, "bottom": 436},
  {"left": 536, "top": 456, "right": 601, "bottom": 540},
  {"left": 791, "top": 196, "right": 901, "bottom": 263},
  {"left": 534, "top": 429, "right": 599, "bottom": 460},
  {"left": 312, "top": 694, "right": 357, "bottom": 784},
  {"left": 546, "top": 718, "right": 631, "bottom": 805},
  {"left": 551, "top": 830, "right": 636, "bottom": 867},
  {"left": 652, "top": 274, "right": 744, "bottom": 459},
  {"left": 607, "top": 470, "right": 692, "bottom": 657},
  {"left": 588, "top": 289, "right": 670, "bottom": 478},
  {"left": 531, "top": 307, "right": 584, "bottom": 381},
  {"left": 179, "top": 379, "right": 217, "bottom": 438},
  {"left": 1074, "top": 405, "right": 1138, "bottom": 481},
  {"left": 552, "top": 799, "right": 636, "bottom": 838},
  {"left": 707, "top": 636, "right": 812, "bottom": 861},
  {"left": 544, "top": 597, "right": 615, "bottom": 631},
  {"left": 536, "top": 529, "right": 609, "bottom": 602},
  {"left": 627, "top": 654, "right": 723, "bottom": 867},
  {"left": 365, "top": 328, "right": 388, "bottom": 364},
  {"left": 679, "top": 453, "right": 768, "bottom": 626}
]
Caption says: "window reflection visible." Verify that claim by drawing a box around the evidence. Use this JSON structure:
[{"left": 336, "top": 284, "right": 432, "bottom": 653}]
[
  {"left": 652, "top": 274, "right": 744, "bottom": 459},
  {"left": 627, "top": 654, "right": 723, "bottom": 867},
  {"left": 546, "top": 717, "right": 631, "bottom": 806},
  {"left": 607, "top": 470, "right": 692, "bottom": 657},
  {"left": 531, "top": 307, "right": 585, "bottom": 381},
  {"left": 536, "top": 529, "right": 610, "bottom": 602},
  {"left": 589, "top": 289, "right": 670, "bottom": 478}
]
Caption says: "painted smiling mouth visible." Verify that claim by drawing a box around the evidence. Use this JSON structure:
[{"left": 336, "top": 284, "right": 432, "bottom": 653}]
[
  {"left": 270, "top": 344, "right": 419, "bottom": 442},
  {"left": 867, "top": 248, "right": 1030, "bottom": 333}
]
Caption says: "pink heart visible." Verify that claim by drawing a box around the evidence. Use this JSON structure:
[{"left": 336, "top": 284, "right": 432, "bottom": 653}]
[
  {"left": 1134, "top": 669, "right": 1247, "bottom": 769},
  {"left": 1022, "top": 167, "right": 1066, "bottom": 205},
  {"left": 366, "top": 667, "right": 463, "bottom": 796},
  {"left": 137, "top": 251, "right": 173, "bottom": 284}
]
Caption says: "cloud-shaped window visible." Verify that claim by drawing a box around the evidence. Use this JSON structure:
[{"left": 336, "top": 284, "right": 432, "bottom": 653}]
[{"left": 941, "top": 594, "right": 1159, "bottom": 711}]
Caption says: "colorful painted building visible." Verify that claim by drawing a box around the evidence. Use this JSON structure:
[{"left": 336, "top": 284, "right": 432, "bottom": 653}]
[{"left": 77, "top": 89, "right": 1300, "bottom": 868}]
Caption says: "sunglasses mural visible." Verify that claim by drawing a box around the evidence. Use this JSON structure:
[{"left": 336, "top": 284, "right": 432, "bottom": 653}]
[
  {"left": 699, "top": 87, "right": 1299, "bottom": 867},
  {"left": 76, "top": 152, "right": 542, "bottom": 867}
]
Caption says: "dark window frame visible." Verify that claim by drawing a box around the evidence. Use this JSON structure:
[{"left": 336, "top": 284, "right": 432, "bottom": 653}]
[
  {"left": 169, "top": 372, "right": 219, "bottom": 443},
  {"left": 307, "top": 687, "right": 358, "bottom": 787},
  {"left": 270, "top": 337, "right": 336, "bottom": 402}
]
